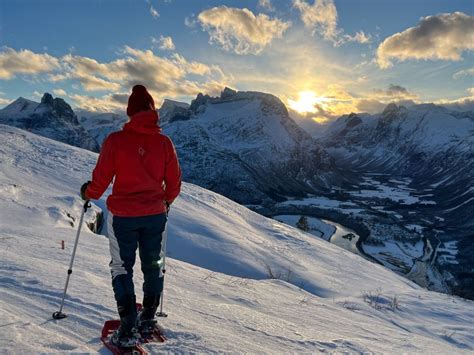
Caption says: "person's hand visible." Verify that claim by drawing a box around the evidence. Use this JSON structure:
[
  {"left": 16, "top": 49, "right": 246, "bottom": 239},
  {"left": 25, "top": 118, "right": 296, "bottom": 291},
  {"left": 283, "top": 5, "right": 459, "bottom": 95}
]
[
  {"left": 80, "top": 181, "right": 91, "bottom": 200},
  {"left": 165, "top": 200, "right": 171, "bottom": 213}
]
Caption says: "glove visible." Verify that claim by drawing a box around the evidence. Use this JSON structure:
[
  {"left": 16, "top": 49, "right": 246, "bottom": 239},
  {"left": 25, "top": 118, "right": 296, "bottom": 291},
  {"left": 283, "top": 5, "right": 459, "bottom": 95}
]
[{"left": 80, "top": 181, "right": 91, "bottom": 200}]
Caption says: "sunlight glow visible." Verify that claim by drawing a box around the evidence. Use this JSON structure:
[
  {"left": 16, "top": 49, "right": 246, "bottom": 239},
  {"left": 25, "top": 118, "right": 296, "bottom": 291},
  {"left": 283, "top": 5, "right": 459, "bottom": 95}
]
[{"left": 288, "top": 91, "right": 330, "bottom": 114}]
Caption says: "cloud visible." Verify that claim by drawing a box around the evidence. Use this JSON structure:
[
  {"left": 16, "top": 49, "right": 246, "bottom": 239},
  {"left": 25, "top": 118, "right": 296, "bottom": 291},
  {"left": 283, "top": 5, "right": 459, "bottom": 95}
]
[
  {"left": 468, "top": 87, "right": 474, "bottom": 96},
  {"left": 372, "top": 84, "right": 419, "bottom": 100},
  {"left": 286, "top": 83, "right": 421, "bottom": 119},
  {"left": 150, "top": 5, "right": 159, "bottom": 18},
  {"left": 197, "top": 6, "right": 291, "bottom": 55},
  {"left": 47, "top": 47, "right": 230, "bottom": 110},
  {"left": 453, "top": 67, "right": 474, "bottom": 79},
  {"left": 341, "top": 31, "right": 371, "bottom": 45},
  {"left": 152, "top": 35, "right": 176, "bottom": 51},
  {"left": 355, "top": 99, "right": 387, "bottom": 114},
  {"left": 56, "top": 54, "right": 123, "bottom": 92},
  {"left": 376, "top": 12, "right": 474, "bottom": 69},
  {"left": 56, "top": 49, "right": 178, "bottom": 94},
  {"left": 293, "top": 1, "right": 371, "bottom": 46},
  {"left": 293, "top": 0, "right": 338, "bottom": 41},
  {"left": 350, "top": 84, "right": 419, "bottom": 113},
  {"left": 258, "top": 0, "right": 275, "bottom": 11},
  {"left": 52, "top": 88, "right": 67, "bottom": 96},
  {"left": 0, "top": 97, "right": 12, "bottom": 106},
  {"left": 0, "top": 47, "right": 60, "bottom": 79},
  {"left": 184, "top": 15, "right": 197, "bottom": 28},
  {"left": 70, "top": 93, "right": 128, "bottom": 112},
  {"left": 435, "top": 95, "right": 474, "bottom": 112}
]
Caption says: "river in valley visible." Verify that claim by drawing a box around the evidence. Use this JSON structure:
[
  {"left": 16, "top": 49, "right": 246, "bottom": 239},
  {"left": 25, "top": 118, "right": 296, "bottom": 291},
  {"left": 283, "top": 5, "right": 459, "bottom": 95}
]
[{"left": 273, "top": 214, "right": 365, "bottom": 257}]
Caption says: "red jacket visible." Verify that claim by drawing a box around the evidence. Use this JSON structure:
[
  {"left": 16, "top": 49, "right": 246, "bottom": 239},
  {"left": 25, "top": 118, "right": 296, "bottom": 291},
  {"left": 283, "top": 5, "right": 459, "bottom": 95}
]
[{"left": 85, "top": 110, "right": 181, "bottom": 217}]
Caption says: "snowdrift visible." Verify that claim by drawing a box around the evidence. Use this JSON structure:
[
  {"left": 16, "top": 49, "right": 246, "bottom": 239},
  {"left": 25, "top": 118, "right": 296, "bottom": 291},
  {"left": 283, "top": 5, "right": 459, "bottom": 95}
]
[{"left": 0, "top": 124, "right": 473, "bottom": 353}]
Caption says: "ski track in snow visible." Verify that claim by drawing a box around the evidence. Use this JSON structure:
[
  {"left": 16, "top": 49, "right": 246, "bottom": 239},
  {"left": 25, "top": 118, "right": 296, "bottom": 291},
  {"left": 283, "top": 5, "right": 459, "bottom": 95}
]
[{"left": 0, "top": 125, "right": 474, "bottom": 353}]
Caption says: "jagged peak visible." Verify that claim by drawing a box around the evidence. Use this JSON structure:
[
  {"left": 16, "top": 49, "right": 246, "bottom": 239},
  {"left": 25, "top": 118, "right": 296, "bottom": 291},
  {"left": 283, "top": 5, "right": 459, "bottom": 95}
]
[
  {"left": 36, "top": 92, "right": 75, "bottom": 118},
  {"left": 41, "top": 93, "right": 54, "bottom": 105},
  {"left": 345, "top": 113, "right": 362, "bottom": 128},
  {"left": 220, "top": 87, "right": 237, "bottom": 99}
]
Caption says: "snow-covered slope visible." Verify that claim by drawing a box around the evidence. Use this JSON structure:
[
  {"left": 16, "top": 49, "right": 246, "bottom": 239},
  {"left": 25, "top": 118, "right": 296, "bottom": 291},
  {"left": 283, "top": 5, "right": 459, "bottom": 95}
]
[
  {"left": 1, "top": 124, "right": 473, "bottom": 353},
  {"left": 0, "top": 93, "right": 99, "bottom": 152},
  {"left": 76, "top": 109, "right": 128, "bottom": 147}
]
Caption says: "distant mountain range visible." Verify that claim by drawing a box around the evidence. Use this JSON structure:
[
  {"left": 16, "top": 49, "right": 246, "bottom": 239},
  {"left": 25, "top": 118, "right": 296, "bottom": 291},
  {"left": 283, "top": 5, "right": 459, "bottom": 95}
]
[{"left": 1, "top": 89, "right": 472, "bottom": 299}]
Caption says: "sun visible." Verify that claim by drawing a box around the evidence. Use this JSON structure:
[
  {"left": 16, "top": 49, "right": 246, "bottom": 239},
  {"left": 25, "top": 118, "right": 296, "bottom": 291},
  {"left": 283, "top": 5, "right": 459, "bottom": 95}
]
[{"left": 288, "top": 91, "right": 329, "bottom": 114}]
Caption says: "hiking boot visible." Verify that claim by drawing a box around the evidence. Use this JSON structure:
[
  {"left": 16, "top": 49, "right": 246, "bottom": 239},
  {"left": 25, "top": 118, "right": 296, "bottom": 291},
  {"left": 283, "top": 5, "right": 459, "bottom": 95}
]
[
  {"left": 110, "top": 325, "right": 140, "bottom": 347},
  {"left": 137, "top": 307, "right": 158, "bottom": 338}
]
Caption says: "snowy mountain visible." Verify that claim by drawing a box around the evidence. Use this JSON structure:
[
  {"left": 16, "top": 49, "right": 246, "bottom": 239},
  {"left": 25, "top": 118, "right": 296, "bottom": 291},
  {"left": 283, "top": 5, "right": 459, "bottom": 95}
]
[
  {"left": 317, "top": 103, "right": 474, "bottom": 299},
  {"left": 158, "top": 98, "right": 190, "bottom": 124},
  {"left": 0, "top": 93, "right": 99, "bottom": 151},
  {"left": 160, "top": 88, "right": 338, "bottom": 204},
  {"left": 76, "top": 109, "right": 128, "bottom": 147},
  {"left": 1, "top": 124, "right": 473, "bottom": 353}
]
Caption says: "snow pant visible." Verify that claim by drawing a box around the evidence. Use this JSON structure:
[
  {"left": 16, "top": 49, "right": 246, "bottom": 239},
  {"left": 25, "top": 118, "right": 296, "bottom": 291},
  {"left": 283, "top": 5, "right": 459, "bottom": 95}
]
[{"left": 107, "top": 212, "right": 167, "bottom": 322}]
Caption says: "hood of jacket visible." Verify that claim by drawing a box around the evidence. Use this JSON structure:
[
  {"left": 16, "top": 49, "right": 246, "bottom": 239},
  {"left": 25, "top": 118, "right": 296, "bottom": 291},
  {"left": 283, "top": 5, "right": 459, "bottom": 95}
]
[{"left": 123, "top": 110, "right": 161, "bottom": 134}]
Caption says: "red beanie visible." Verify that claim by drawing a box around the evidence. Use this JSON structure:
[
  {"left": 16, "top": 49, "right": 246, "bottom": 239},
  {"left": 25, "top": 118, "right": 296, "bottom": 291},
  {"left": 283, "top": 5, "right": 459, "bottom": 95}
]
[{"left": 126, "top": 85, "right": 155, "bottom": 117}]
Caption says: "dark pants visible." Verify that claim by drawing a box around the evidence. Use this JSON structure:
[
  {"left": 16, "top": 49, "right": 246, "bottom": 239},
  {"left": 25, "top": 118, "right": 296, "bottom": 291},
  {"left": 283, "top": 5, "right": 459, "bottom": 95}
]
[{"left": 107, "top": 212, "right": 167, "bottom": 319}]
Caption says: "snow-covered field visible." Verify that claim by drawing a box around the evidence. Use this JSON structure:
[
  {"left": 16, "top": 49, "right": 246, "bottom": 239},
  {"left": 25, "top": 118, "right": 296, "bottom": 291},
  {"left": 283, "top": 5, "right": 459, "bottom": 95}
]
[
  {"left": 349, "top": 177, "right": 436, "bottom": 205},
  {"left": 1, "top": 124, "right": 474, "bottom": 353}
]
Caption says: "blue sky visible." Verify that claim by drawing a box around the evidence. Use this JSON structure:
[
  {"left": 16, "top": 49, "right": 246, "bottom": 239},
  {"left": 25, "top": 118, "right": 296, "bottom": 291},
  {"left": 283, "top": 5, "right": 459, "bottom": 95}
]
[{"left": 0, "top": 0, "right": 473, "bottom": 119}]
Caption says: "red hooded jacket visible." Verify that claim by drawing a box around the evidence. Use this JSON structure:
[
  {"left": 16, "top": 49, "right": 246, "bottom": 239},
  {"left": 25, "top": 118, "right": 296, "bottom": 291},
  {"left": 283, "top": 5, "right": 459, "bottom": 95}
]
[{"left": 85, "top": 110, "right": 181, "bottom": 217}]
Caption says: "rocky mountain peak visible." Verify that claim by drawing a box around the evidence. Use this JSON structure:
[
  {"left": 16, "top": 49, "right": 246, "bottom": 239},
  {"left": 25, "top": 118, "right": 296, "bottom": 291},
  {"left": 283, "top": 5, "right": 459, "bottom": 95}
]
[
  {"left": 345, "top": 113, "right": 362, "bottom": 128},
  {"left": 0, "top": 93, "right": 99, "bottom": 152},
  {"left": 220, "top": 87, "right": 237, "bottom": 99},
  {"left": 382, "top": 103, "right": 407, "bottom": 116},
  {"left": 40, "top": 93, "right": 54, "bottom": 106},
  {"left": 159, "top": 99, "right": 191, "bottom": 124},
  {"left": 53, "top": 97, "right": 75, "bottom": 118},
  {"left": 189, "top": 93, "right": 212, "bottom": 113},
  {"left": 39, "top": 93, "right": 75, "bottom": 118},
  {"left": 378, "top": 103, "right": 408, "bottom": 129}
]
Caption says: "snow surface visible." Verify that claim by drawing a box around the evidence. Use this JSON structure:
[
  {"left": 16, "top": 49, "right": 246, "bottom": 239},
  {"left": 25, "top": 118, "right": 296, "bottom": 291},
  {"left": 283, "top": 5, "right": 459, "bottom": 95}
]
[{"left": 1, "top": 124, "right": 474, "bottom": 353}]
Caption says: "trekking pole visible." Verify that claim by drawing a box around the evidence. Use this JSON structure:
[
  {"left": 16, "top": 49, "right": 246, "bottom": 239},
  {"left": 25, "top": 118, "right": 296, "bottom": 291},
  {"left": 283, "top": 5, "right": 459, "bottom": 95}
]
[
  {"left": 52, "top": 200, "right": 91, "bottom": 319},
  {"left": 157, "top": 210, "right": 169, "bottom": 318}
]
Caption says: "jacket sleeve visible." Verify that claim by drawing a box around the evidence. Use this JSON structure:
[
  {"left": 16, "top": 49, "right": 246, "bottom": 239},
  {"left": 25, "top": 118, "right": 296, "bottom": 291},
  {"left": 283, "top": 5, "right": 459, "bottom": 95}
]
[
  {"left": 85, "top": 135, "right": 116, "bottom": 200},
  {"left": 164, "top": 137, "right": 182, "bottom": 203}
]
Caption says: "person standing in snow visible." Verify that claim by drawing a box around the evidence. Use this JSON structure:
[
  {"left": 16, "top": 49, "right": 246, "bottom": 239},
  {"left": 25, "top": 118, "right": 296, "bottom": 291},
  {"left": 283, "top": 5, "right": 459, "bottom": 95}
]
[{"left": 80, "top": 85, "right": 181, "bottom": 347}]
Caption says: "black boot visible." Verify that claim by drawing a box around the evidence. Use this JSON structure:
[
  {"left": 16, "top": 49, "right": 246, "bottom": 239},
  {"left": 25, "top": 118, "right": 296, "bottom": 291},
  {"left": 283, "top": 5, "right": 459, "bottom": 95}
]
[
  {"left": 111, "top": 295, "right": 139, "bottom": 347},
  {"left": 137, "top": 294, "right": 160, "bottom": 337}
]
